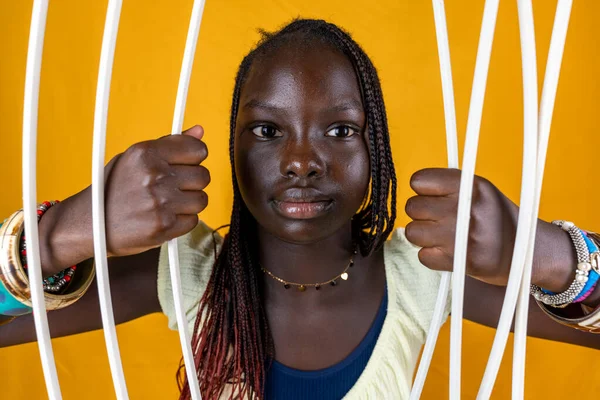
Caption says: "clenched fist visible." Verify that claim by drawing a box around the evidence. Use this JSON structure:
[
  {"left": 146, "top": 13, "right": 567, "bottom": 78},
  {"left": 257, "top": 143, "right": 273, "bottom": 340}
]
[
  {"left": 404, "top": 168, "right": 579, "bottom": 292},
  {"left": 38, "top": 125, "right": 211, "bottom": 275},
  {"left": 102, "top": 125, "right": 211, "bottom": 256},
  {"left": 405, "top": 168, "right": 521, "bottom": 287}
]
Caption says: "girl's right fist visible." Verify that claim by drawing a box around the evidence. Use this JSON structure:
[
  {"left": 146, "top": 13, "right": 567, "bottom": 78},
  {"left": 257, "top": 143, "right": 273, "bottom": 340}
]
[{"left": 102, "top": 125, "right": 210, "bottom": 256}]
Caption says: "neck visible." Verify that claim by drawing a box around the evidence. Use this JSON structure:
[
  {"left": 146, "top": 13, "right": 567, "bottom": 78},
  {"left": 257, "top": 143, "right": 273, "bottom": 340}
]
[
  {"left": 259, "top": 223, "right": 354, "bottom": 278},
  {"left": 256, "top": 222, "right": 387, "bottom": 313},
  {"left": 258, "top": 223, "right": 385, "bottom": 312}
]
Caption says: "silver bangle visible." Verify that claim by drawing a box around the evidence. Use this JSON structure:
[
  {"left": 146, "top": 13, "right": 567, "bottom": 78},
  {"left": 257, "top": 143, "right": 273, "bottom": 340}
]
[{"left": 530, "top": 221, "right": 590, "bottom": 307}]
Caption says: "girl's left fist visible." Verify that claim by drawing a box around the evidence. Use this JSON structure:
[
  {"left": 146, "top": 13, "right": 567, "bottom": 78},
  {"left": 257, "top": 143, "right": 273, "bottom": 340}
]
[{"left": 404, "top": 168, "right": 519, "bottom": 286}]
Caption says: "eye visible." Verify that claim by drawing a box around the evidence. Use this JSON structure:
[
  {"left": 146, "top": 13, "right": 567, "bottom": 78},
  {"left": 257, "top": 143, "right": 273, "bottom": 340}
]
[
  {"left": 251, "top": 125, "right": 282, "bottom": 139},
  {"left": 325, "top": 125, "right": 359, "bottom": 138}
]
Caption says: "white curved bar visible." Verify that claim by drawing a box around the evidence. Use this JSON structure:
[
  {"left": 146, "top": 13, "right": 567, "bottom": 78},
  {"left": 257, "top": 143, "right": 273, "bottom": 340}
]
[
  {"left": 512, "top": 1, "right": 573, "bottom": 398},
  {"left": 449, "top": 1, "right": 500, "bottom": 398},
  {"left": 409, "top": 1, "right": 457, "bottom": 398},
  {"left": 168, "top": 1, "right": 207, "bottom": 399},
  {"left": 476, "top": 1, "right": 539, "bottom": 398},
  {"left": 91, "top": 0, "right": 129, "bottom": 398},
  {"left": 432, "top": 0, "right": 460, "bottom": 170},
  {"left": 22, "top": 1, "right": 62, "bottom": 399}
]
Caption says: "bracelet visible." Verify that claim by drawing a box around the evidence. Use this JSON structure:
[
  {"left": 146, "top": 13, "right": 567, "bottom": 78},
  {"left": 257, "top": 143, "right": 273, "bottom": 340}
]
[
  {"left": 0, "top": 209, "right": 95, "bottom": 317},
  {"left": 530, "top": 221, "right": 589, "bottom": 307},
  {"left": 542, "top": 232, "right": 600, "bottom": 304},
  {"left": 536, "top": 301, "right": 600, "bottom": 334},
  {"left": 573, "top": 234, "right": 600, "bottom": 303},
  {"left": 19, "top": 201, "right": 77, "bottom": 293}
]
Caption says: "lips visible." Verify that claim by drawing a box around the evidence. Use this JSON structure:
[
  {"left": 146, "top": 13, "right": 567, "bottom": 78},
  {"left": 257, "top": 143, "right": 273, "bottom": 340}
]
[{"left": 272, "top": 188, "right": 334, "bottom": 220}]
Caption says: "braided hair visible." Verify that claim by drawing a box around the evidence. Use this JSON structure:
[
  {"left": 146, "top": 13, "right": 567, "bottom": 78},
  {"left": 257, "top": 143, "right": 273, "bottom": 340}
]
[{"left": 179, "top": 18, "right": 397, "bottom": 399}]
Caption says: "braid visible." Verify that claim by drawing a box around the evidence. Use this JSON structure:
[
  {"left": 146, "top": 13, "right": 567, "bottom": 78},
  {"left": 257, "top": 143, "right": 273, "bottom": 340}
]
[
  {"left": 178, "top": 19, "right": 397, "bottom": 399},
  {"left": 321, "top": 23, "right": 397, "bottom": 255}
]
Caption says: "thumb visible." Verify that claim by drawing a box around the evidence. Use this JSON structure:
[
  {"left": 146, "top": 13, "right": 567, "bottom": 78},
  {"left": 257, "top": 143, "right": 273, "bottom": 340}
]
[{"left": 182, "top": 125, "right": 204, "bottom": 141}]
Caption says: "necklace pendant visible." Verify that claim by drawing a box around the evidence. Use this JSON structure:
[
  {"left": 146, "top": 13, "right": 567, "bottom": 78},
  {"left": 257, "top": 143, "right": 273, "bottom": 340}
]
[
  {"left": 315, "top": 284, "right": 321, "bottom": 291},
  {"left": 341, "top": 272, "right": 349, "bottom": 281},
  {"left": 298, "top": 285, "right": 307, "bottom": 292},
  {"left": 330, "top": 280, "right": 337, "bottom": 287},
  {"left": 283, "top": 284, "right": 291, "bottom": 290}
]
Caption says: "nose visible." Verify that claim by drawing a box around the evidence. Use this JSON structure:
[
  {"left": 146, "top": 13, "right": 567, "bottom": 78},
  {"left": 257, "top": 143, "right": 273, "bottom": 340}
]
[{"left": 280, "top": 140, "right": 325, "bottom": 180}]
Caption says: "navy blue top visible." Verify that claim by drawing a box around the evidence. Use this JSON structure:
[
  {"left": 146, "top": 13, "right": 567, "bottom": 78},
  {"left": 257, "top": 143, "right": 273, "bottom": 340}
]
[{"left": 264, "top": 287, "right": 388, "bottom": 400}]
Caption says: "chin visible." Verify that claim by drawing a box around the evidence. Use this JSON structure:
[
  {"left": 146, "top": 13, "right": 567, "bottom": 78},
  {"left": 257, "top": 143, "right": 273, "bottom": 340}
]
[{"left": 262, "top": 214, "right": 347, "bottom": 245}]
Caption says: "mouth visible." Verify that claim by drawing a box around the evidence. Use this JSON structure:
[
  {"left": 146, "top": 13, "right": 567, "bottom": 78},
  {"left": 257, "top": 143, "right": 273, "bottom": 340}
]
[
  {"left": 272, "top": 189, "right": 334, "bottom": 220},
  {"left": 273, "top": 200, "right": 334, "bottom": 219}
]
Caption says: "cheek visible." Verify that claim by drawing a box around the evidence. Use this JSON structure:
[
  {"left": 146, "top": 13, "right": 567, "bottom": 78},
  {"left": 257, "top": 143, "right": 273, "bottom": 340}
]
[
  {"left": 234, "top": 142, "right": 276, "bottom": 206},
  {"left": 341, "top": 148, "right": 371, "bottom": 209}
]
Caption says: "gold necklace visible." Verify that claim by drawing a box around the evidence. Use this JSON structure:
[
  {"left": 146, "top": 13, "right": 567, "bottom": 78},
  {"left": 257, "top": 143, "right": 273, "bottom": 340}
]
[{"left": 260, "top": 247, "right": 358, "bottom": 292}]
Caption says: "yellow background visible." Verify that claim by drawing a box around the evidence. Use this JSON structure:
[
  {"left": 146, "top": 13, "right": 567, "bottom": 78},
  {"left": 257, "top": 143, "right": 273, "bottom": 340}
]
[{"left": 1, "top": 0, "right": 599, "bottom": 398}]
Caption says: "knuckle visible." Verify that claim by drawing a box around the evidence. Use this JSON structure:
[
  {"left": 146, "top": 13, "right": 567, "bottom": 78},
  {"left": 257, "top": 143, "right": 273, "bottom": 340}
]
[
  {"left": 405, "top": 221, "right": 418, "bottom": 242},
  {"left": 405, "top": 196, "right": 419, "bottom": 217},
  {"left": 198, "top": 191, "right": 209, "bottom": 209},
  {"left": 199, "top": 166, "right": 211, "bottom": 187},
  {"left": 155, "top": 212, "right": 177, "bottom": 233},
  {"left": 198, "top": 142, "right": 208, "bottom": 161},
  {"left": 145, "top": 188, "right": 170, "bottom": 212},
  {"left": 417, "top": 248, "right": 432, "bottom": 268},
  {"left": 409, "top": 170, "right": 425, "bottom": 190},
  {"left": 126, "top": 141, "right": 152, "bottom": 160},
  {"left": 184, "top": 215, "right": 199, "bottom": 232},
  {"left": 187, "top": 191, "right": 208, "bottom": 214},
  {"left": 472, "top": 176, "right": 491, "bottom": 199},
  {"left": 143, "top": 171, "right": 168, "bottom": 189}
]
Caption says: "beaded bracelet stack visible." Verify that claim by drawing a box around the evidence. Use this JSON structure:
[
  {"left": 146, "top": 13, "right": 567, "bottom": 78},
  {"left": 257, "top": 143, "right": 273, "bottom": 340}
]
[
  {"left": 19, "top": 201, "right": 77, "bottom": 293},
  {"left": 530, "top": 220, "right": 600, "bottom": 334},
  {"left": 530, "top": 221, "right": 600, "bottom": 308},
  {"left": 0, "top": 203, "right": 95, "bottom": 319},
  {"left": 531, "top": 221, "right": 600, "bottom": 308}
]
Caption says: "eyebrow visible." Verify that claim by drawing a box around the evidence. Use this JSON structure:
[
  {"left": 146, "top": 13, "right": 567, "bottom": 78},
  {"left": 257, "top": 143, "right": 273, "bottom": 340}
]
[
  {"left": 242, "top": 98, "right": 364, "bottom": 113},
  {"left": 242, "top": 99, "right": 284, "bottom": 111}
]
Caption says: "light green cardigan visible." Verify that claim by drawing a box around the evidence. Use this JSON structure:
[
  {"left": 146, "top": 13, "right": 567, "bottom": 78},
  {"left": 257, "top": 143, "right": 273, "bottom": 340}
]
[{"left": 157, "top": 222, "right": 450, "bottom": 399}]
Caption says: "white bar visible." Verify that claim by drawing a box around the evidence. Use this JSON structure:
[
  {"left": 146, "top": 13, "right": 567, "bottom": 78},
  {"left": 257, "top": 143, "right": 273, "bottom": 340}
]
[
  {"left": 512, "top": 1, "right": 573, "bottom": 398},
  {"left": 168, "top": 1, "right": 207, "bottom": 399},
  {"left": 90, "top": 0, "right": 129, "bottom": 399},
  {"left": 449, "top": 1, "right": 500, "bottom": 398},
  {"left": 433, "top": 0, "right": 460, "bottom": 170},
  {"left": 476, "top": 1, "right": 539, "bottom": 398},
  {"left": 22, "top": 1, "right": 62, "bottom": 399},
  {"left": 409, "top": 0, "right": 457, "bottom": 397}
]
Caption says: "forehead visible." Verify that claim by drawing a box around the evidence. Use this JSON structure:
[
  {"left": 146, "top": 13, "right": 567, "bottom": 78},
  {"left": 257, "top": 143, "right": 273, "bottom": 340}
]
[{"left": 239, "top": 44, "right": 364, "bottom": 110}]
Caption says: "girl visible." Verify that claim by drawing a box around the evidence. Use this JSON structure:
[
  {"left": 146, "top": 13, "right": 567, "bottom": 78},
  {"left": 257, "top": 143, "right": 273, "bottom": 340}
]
[{"left": 0, "top": 19, "right": 598, "bottom": 399}]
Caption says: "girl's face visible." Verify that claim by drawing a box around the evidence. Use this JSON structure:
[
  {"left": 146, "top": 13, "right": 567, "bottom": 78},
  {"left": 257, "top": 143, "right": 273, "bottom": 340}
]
[{"left": 234, "top": 43, "right": 371, "bottom": 244}]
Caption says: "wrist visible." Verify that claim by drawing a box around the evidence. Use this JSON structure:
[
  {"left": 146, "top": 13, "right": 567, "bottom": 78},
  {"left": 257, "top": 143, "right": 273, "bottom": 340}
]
[
  {"left": 38, "top": 190, "right": 94, "bottom": 276},
  {"left": 531, "top": 219, "right": 577, "bottom": 293}
]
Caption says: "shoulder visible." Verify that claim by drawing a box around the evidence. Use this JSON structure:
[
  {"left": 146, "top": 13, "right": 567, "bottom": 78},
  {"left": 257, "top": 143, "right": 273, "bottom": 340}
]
[
  {"left": 157, "top": 220, "right": 223, "bottom": 331},
  {"left": 383, "top": 227, "right": 451, "bottom": 340}
]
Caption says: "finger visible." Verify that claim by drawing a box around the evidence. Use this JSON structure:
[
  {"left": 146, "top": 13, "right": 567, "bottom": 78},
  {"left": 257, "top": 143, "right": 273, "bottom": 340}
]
[
  {"left": 405, "top": 195, "right": 457, "bottom": 221},
  {"left": 169, "top": 214, "right": 200, "bottom": 239},
  {"left": 155, "top": 135, "right": 208, "bottom": 165},
  {"left": 171, "top": 165, "right": 211, "bottom": 191},
  {"left": 417, "top": 247, "right": 453, "bottom": 272},
  {"left": 410, "top": 168, "right": 461, "bottom": 196},
  {"left": 170, "top": 190, "right": 209, "bottom": 215},
  {"left": 405, "top": 220, "right": 443, "bottom": 248},
  {"left": 182, "top": 125, "right": 204, "bottom": 141}
]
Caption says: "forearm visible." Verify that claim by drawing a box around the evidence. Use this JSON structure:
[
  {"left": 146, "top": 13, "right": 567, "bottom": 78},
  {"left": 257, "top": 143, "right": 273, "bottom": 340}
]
[
  {"left": 463, "top": 218, "right": 600, "bottom": 348},
  {"left": 0, "top": 249, "right": 161, "bottom": 348},
  {"left": 464, "top": 276, "right": 600, "bottom": 349}
]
